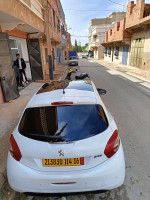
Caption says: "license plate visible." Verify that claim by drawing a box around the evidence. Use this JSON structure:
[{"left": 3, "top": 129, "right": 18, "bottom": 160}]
[{"left": 43, "top": 157, "right": 84, "bottom": 167}]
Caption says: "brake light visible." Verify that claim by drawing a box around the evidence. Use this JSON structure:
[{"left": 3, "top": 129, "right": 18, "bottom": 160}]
[
  {"left": 51, "top": 101, "right": 73, "bottom": 105},
  {"left": 9, "top": 135, "right": 22, "bottom": 161},
  {"left": 104, "top": 130, "right": 120, "bottom": 158}
]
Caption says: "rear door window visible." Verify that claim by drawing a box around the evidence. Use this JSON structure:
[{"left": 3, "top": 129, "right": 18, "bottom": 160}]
[{"left": 19, "top": 105, "right": 108, "bottom": 142}]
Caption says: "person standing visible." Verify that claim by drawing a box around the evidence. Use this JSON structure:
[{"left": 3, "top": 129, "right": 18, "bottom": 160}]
[{"left": 14, "top": 54, "right": 28, "bottom": 85}]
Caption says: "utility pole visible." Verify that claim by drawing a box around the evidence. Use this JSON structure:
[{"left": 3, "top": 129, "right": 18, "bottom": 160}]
[{"left": 43, "top": 0, "right": 53, "bottom": 80}]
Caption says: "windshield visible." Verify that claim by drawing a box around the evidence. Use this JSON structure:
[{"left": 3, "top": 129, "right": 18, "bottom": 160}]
[
  {"left": 69, "top": 56, "right": 77, "bottom": 60},
  {"left": 19, "top": 105, "right": 108, "bottom": 142}
]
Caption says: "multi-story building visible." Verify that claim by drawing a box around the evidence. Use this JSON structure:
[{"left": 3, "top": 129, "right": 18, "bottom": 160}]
[
  {"left": 126, "top": 0, "right": 150, "bottom": 69},
  {"left": 102, "top": 18, "right": 131, "bottom": 65},
  {"left": 102, "top": 0, "right": 150, "bottom": 70},
  {"left": 0, "top": 0, "right": 71, "bottom": 104},
  {"left": 55, "top": 3, "right": 67, "bottom": 66},
  {"left": 87, "top": 12, "right": 126, "bottom": 59}
]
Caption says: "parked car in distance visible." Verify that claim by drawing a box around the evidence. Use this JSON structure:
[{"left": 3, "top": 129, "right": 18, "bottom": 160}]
[
  {"left": 68, "top": 56, "right": 78, "bottom": 66},
  {"left": 82, "top": 54, "right": 88, "bottom": 59},
  {"left": 75, "top": 73, "right": 89, "bottom": 80},
  {"left": 7, "top": 80, "right": 125, "bottom": 194}
]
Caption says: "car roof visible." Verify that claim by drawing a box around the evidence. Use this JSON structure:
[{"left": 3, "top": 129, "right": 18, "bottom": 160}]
[{"left": 27, "top": 80, "right": 101, "bottom": 108}]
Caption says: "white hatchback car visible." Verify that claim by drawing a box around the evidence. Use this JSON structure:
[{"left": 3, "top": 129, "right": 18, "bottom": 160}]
[{"left": 7, "top": 80, "right": 125, "bottom": 194}]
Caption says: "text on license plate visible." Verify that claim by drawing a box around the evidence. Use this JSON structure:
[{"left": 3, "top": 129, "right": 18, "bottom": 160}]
[{"left": 43, "top": 157, "right": 84, "bottom": 167}]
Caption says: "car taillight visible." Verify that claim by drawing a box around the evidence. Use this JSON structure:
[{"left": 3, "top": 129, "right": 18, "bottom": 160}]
[
  {"left": 9, "top": 135, "right": 22, "bottom": 161},
  {"left": 104, "top": 130, "right": 120, "bottom": 158},
  {"left": 51, "top": 101, "right": 73, "bottom": 105}
]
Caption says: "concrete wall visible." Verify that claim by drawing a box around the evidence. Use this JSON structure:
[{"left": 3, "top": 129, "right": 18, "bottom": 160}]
[
  {"left": 104, "top": 46, "right": 131, "bottom": 66},
  {"left": 131, "top": 29, "right": 150, "bottom": 70},
  {"left": 0, "top": 0, "right": 44, "bottom": 32}
]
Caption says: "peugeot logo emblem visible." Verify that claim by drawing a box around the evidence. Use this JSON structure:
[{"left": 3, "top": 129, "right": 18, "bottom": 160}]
[{"left": 58, "top": 150, "right": 64, "bottom": 157}]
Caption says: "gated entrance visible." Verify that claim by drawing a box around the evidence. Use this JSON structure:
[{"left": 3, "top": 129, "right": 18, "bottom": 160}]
[
  {"left": 27, "top": 39, "right": 43, "bottom": 80},
  {"left": 122, "top": 46, "right": 129, "bottom": 66},
  {"left": 0, "top": 33, "right": 19, "bottom": 102},
  {"left": 130, "top": 38, "right": 144, "bottom": 68}
]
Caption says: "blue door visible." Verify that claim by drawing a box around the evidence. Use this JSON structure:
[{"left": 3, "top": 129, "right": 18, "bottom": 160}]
[{"left": 122, "top": 46, "right": 129, "bottom": 66}]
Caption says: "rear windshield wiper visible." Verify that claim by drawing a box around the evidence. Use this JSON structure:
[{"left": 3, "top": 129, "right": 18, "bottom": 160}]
[
  {"left": 29, "top": 133, "right": 66, "bottom": 142},
  {"left": 55, "top": 123, "right": 67, "bottom": 136}
]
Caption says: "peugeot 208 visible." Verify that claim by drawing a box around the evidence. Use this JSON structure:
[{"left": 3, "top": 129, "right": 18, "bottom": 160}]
[{"left": 7, "top": 80, "right": 125, "bottom": 194}]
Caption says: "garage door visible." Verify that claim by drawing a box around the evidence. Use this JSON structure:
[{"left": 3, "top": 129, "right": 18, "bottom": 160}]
[{"left": 130, "top": 38, "right": 144, "bottom": 68}]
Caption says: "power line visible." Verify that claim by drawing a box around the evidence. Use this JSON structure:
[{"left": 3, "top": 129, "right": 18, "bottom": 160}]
[
  {"left": 107, "top": 0, "right": 126, "bottom": 7},
  {"left": 107, "top": 0, "right": 150, "bottom": 12},
  {"left": 71, "top": 35, "right": 89, "bottom": 37},
  {"left": 63, "top": 8, "right": 122, "bottom": 12}
]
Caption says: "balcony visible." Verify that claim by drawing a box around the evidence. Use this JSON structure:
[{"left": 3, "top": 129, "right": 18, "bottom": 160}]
[
  {"left": 0, "top": 0, "right": 44, "bottom": 33},
  {"left": 90, "top": 41, "right": 101, "bottom": 48}
]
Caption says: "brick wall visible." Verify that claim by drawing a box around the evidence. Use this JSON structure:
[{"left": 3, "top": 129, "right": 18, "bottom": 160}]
[
  {"left": 106, "top": 18, "right": 131, "bottom": 42},
  {"left": 48, "top": 0, "right": 61, "bottom": 43},
  {"left": 126, "top": 0, "right": 145, "bottom": 29},
  {"left": 6, "top": 29, "right": 27, "bottom": 39}
]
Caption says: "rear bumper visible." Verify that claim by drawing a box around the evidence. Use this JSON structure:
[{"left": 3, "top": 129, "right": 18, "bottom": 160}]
[
  {"left": 7, "top": 144, "right": 125, "bottom": 193},
  {"left": 68, "top": 61, "right": 78, "bottom": 66}
]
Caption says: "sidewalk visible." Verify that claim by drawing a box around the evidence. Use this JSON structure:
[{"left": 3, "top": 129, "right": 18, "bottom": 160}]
[
  {"left": 92, "top": 59, "right": 150, "bottom": 83},
  {"left": 0, "top": 82, "right": 43, "bottom": 200},
  {"left": 44, "top": 64, "right": 68, "bottom": 81}
]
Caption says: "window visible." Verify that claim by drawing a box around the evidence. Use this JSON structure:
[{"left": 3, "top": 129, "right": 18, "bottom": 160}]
[
  {"left": 114, "top": 47, "right": 119, "bottom": 57},
  {"left": 69, "top": 56, "right": 77, "bottom": 60},
  {"left": 104, "top": 48, "right": 107, "bottom": 55},
  {"left": 53, "top": 9, "right": 56, "bottom": 27},
  {"left": 9, "top": 39, "right": 17, "bottom": 48},
  {"left": 9, "top": 39, "right": 23, "bottom": 61},
  {"left": 117, "top": 22, "right": 120, "bottom": 31},
  {"left": 19, "top": 105, "right": 108, "bottom": 142},
  {"left": 108, "top": 47, "right": 111, "bottom": 55},
  {"left": 110, "top": 30, "right": 112, "bottom": 36}
]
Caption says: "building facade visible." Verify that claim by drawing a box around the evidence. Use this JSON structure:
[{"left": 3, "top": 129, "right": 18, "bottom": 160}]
[
  {"left": 102, "top": 18, "right": 131, "bottom": 65},
  {"left": 0, "top": 0, "right": 71, "bottom": 104},
  {"left": 87, "top": 12, "right": 126, "bottom": 60},
  {"left": 126, "top": 0, "right": 150, "bottom": 70},
  {"left": 102, "top": 0, "right": 150, "bottom": 70}
]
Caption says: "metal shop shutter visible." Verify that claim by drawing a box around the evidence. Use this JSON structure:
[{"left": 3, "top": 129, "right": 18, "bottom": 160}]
[{"left": 130, "top": 38, "right": 144, "bottom": 68}]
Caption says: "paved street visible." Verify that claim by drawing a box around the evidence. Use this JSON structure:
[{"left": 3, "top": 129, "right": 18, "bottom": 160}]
[{"left": 12, "top": 59, "right": 150, "bottom": 200}]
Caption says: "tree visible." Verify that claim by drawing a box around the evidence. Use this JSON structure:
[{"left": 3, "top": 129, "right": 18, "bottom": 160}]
[
  {"left": 73, "top": 40, "right": 78, "bottom": 52},
  {"left": 72, "top": 40, "right": 87, "bottom": 52},
  {"left": 78, "top": 45, "right": 82, "bottom": 52},
  {"left": 82, "top": 46, "right": 87, "bottom": 52}
]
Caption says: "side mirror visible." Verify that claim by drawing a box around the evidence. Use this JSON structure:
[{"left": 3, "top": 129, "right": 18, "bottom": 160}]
[{"left": 97, "top": 88, "right": 107, "bottom": 95}]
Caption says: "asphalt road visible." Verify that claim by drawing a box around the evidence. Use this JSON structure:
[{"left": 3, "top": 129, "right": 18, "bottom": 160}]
[{"left": 13, "top": 59, "right": 150, "bottom": 200}]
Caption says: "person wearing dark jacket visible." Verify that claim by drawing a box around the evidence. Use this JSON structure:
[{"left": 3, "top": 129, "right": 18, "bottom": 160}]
[{"left": 14, "top": 54, "right": 28, "bottom": 84}]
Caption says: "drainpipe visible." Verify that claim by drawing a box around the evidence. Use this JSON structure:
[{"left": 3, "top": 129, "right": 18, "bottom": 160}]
[{"left": 43, "top": 0, "right": 53, "bottom": 80}]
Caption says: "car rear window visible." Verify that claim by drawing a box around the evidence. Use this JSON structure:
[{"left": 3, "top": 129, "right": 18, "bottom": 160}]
[
  {"left": 69, "top": 56, "right": 77, "bottom": 60},
  {"left": 19, "top": 105, "right": 108, "bottom": 142}
]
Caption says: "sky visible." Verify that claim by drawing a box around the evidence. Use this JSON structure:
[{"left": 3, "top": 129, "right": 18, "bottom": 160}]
[{"left": 61, "top": 0, "right": 150, "bottom": 46}]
